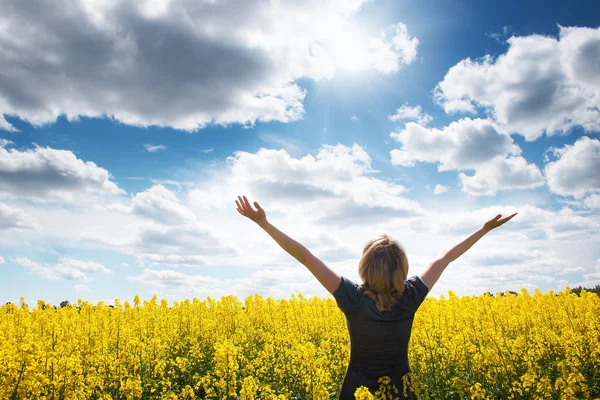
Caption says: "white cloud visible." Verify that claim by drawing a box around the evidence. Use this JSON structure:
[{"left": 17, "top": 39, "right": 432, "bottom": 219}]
[
  {"left": 0, "top": 116, "right": 18, "bottom": 132},
  {"left": 80, "top": 185, "right": 240, "bottom": 267},
  {"left": 351, "top": 115, "right": 360, "bottom": 122},
  {"left": 390, "top": 119, "right": 519, "bottom": 170},
  {"left": 459, "top": 157, "right": 546, "bottom": 196},
  {"left": 426, "top": 205, "right": 599, "bottom": 241},
  {"left": 1, "top": 140, "right": 597, "bottom": 298},
  {"left": 388, "top": 103, "right": 432, "bottom": 125},
  {"left": 434, "top": 184, "right": 448, "bottom": 195},
  {"left": 130, "top": 185, "right": 196, "bottom": 225},
  {"left": 189, "top": 143, "right": 423, "bottom": 226},
  {"left": 390, "top": 118, "right": 544, "bottom": 195},
  {"left": 66, "top": 143, "right": 420, "bottom": 274},
  {"left": 0, "top": 144, "right": 124, "bottom": 201},
  {"left": 323, "top": 22, "right": 419, "bottom": 74},
  {"left": 129, "top": 266, "right": 334, "bottom": 300},
  {"left": 387, "top": 23, "right": 420, "bottom": 64},
  {"left": 0, "top": 202, "right": 39, "bottom": 230},
  {"left": 0, "top": 0, "right": 417, "bottom": 131},
  {"left": 136, "top": 254, "right": 211, "bottom": 267},
  {"left": 0, "top": 139, "right": 13, "bottom": 148},
  {"left": 581, "top": 259, "right": 600, "bottom": 286},
  {"left": 544, "top": 136, "right": 600, "bottom": 199},
  {"left": 201, "top": 148, "right": 214, "bottom": 153},
  {"left": 583, "top": 194, "right": 600, "bottom": 209},
  {"left": 434, "top": 26, "right": 600, "bottom": 140},
  {"left": 81, "top": 219, "right": 239, "bottom": 267},
  {"left": 73, "top": 284, "right": 91, "bottom": 293},
  {"left": 0, "top": 256, "right": 4, "bottom": 264},
  {"left": 144, "top": 144, "right": 166, "bottom": 153},
  {"left": 12, "top": 256, "right": 111, "bottom": 280}
]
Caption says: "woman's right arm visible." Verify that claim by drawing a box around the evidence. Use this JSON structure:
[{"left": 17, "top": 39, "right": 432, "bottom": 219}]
[{"left": 420, "top": 213, "right": 517, "bottom": 292}]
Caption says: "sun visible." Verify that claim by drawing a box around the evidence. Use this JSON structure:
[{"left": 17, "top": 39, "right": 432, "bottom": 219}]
[{"left": 322, "top": 26, "right": 374, "bottom": 73}]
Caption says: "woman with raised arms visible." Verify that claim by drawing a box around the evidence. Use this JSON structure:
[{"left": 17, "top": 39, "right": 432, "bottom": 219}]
[{"left": 235, "top": 195, "right": 517, "bottom": 399}]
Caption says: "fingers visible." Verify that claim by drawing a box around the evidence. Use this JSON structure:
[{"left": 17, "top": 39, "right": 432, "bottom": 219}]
[
  {"left": 491, "top": 212, "right": 518, "bottom": 227},
  {"left": 498, "top": 212, "right": 518, "bottom": 224},
  {"left": 242, "top": 195, "right": 253, "bottom": 211},
  {"left": 236, "top": 195, "right": 259, "bottom": 215},
  {"left": 236, "top": 197, "right": 245, "bottom": 214}
]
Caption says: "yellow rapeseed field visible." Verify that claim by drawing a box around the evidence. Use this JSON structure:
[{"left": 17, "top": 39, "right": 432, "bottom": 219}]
[{"left": 1, "top": 287, "right": 599, "bottom": 399}]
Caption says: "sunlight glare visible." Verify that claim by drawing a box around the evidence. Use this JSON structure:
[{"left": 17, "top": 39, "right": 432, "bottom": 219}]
[{"left": 324, "top": 27, "right": 372, "bottom": 72}]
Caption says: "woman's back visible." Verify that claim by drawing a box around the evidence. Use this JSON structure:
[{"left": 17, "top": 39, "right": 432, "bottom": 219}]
[
  {"left": 234, "top": 195, "right": 517, "bottom": 399},
  {"left": 334, "top": 275, "right": 429, "bottom": 399}
]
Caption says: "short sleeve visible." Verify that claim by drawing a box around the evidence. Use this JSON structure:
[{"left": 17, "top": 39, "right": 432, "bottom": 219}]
[
  {"left": 333, "top": 276, "right": 363, "bottom": 314},
  {"left": 402, "top": 275, "right": 429, "bottom": 311}
]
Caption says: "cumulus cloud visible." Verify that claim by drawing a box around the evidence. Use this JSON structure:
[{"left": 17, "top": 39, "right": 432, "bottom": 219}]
[
  {"left": 388, "top": 103, "right": 433, "bottom": 125},
  {"left": 434, "top": 184, "right": 448, "bottom": 195},
  {"left": 390, "top": 118, "right": 544, "bottom": 195},
  {"left": 0, "top": 202, "right": 39, "bottom": 230},
  {"left": 189, "top": 143, "right": 423, "bottom": 225},
  {"left": 0, "top": 117, "right": 18, "bottom": 132},
  {"left": 81, "top": 221, "right": 238, "bottom": 266},
  {"left": 0, "top": 139, "right": 13, "bottom": 148},
  {"left": 390, "top": 119, "right": 520, "bottom": 169},
  {"left": 2, "top": 140, "right": 596, "bottom": 297},
  {"left": 81, "top": 184, "right": 239, "bottom": 267},
  {"left": 434, "top": 26, "right": 600, "bottom": 140},
  {"left": 580, "top": 258, "right": 600, "bottom": 286},
  {"left": 583, "top": 194, "right": 600, "bottom": 209},
  {"left": 0, "top": 144, "right": 124, "bottom": 201},
  {"left": 129, "top": 266, "right": 332, "bottom": 300},
  {"left": 12, "top": 257, "right": 111, "bottom": 280},
  {"left": 0, "top": 0, "right": 417, "bottom": 131},
  {"left": 130, "top": 185, "right": 197, "bottom": 224},
  {"left": 544, "top": 136, "right": 600, "bottom": 199},
  {"left": 74, "top": 284, "right": 91, "bottom": 293},
  {"left": 426, "top": 205, "right": 599, "bottom": 241},
  {"left": 322, "top": 22, "right": 419, "bottom": 74},
  {"left": 459, "top": 157, "right": 546, "bottom": 196},
  {"left": 144, "top": 144, "right": 166, "bottom": 153}
]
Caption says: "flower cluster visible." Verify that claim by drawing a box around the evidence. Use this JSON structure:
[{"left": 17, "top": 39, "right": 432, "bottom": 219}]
[{"left": 1, "top": 288, "right": 598, "bottom": 399}]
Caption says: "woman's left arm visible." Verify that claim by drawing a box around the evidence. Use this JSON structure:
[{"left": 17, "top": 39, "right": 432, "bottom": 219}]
[{"left": 236, "top": 196, "right": 341, "bottom": 295}]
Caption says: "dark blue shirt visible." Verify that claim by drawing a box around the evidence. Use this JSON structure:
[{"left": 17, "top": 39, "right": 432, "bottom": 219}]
[{"left": 333, "top": 275, "right": 429, "bottom": 399}]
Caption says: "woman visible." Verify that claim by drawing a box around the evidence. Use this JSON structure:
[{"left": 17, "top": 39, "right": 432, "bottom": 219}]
[{"left": 235, "top": 195, "right": 517, "bottom": 399}]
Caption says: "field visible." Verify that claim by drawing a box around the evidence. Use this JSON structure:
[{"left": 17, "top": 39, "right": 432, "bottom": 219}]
[{"left": 1, "top": 288, "right": 599, "bottom": 400}]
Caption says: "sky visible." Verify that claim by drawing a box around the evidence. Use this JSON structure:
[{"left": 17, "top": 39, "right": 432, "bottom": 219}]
[{"left": 1, "top": 0, "right": 599, "bottom": 306}]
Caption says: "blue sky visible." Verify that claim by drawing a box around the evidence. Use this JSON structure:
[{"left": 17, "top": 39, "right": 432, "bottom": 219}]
[{"left": 1, "top": 0, "right": 599, "bottom": 306}]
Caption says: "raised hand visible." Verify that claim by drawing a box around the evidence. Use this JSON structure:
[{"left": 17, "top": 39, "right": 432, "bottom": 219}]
[
  {"left": 483, "top": 213, "right": 518, "bottom": 231},
  {"left": 235, "top": 195, "right": 267, "bottom": 225}
]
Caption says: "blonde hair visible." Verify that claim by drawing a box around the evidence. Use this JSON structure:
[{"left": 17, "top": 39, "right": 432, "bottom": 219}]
[{"left": 358, "top": 234, "right": 409, "bottom": 312}]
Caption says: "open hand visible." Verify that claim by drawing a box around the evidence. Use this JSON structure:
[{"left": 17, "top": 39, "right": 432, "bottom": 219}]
[
  {"left": 235, "top": 195, "right": 267, "bottom": 225},
  {"left": 483, "top": 213, "right": 517, "bottom": 231}
]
